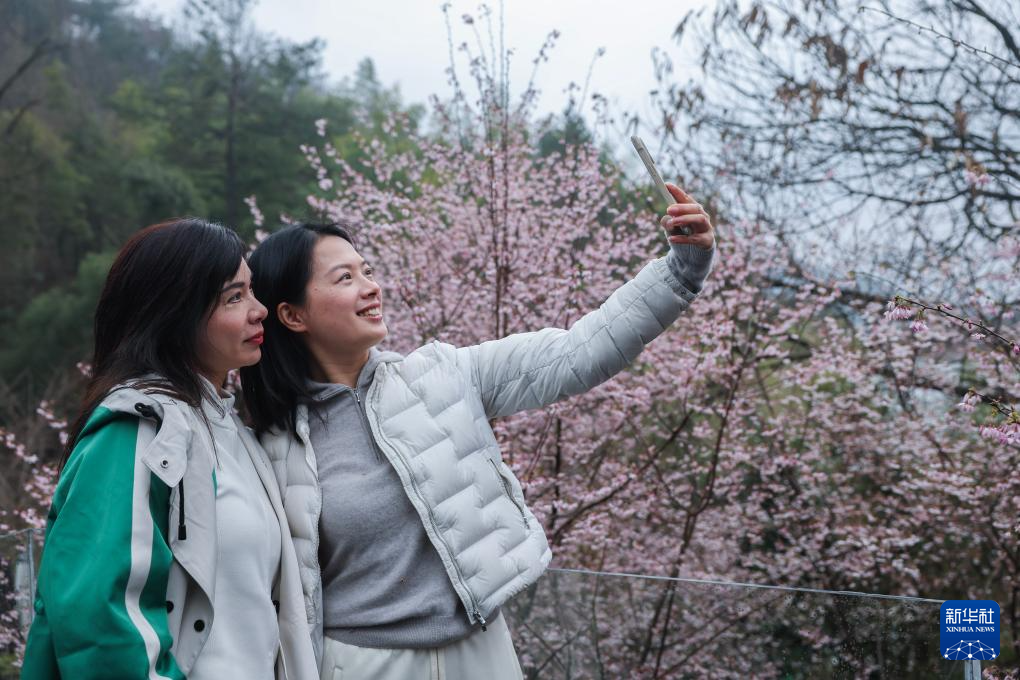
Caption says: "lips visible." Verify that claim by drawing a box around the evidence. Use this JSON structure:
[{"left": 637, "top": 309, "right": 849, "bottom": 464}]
[
  {"left": 356, "top": 303, "right": 382, "bottom": 319},
  {"left": 246, "top": 332, "right": 265, "bottom": 346}
]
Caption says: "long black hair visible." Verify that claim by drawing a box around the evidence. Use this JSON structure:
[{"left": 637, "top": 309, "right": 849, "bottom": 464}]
[
  {"left": 61, "top": 218, "right": 246, "bottom": 469},
  {"left": 241, "top": 222, "right": 356, "bottom": 436}
]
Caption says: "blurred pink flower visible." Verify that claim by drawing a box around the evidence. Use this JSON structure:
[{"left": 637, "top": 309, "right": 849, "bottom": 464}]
[
  {"left": 884, "top": 301, "right": 913, "bottom": 320},
  {"left": 956, "top": 392, "right": 979, "bottom": 413},
  {"left": 964, "top": 169, "right": 990, "bottom": 187},
  {"left": 244, "top": 195, "right": 264, "bottom": 227}
]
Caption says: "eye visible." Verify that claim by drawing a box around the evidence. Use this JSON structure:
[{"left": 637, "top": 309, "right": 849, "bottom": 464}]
[
  {"left": 337, "top": 272, "right": 352, "bottom": 283},
  {"left": 227, "top": 291, "right": 242, "bottom": 304},
  {"left": 364, "top": 266, "right": 374, "bottom": 278}
]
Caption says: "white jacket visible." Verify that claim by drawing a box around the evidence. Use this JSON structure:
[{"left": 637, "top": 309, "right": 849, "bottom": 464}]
[{"left": 261, "top": 256, "right": 700, "bottom": 665}]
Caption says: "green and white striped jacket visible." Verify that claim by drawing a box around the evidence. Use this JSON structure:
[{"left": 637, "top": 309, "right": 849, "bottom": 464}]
[{"left": 21, "top": 385, "right": 318, "bottom": 680}]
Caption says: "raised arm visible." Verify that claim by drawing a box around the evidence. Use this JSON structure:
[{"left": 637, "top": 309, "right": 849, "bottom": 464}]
[{"left": 459, "top": 184, "right": 715, "bottom": 419}]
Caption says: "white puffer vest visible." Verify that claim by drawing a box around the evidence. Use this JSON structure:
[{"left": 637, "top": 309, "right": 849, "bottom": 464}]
[{"left": 260, "top": 256, "right": 699, "bottom": 665}]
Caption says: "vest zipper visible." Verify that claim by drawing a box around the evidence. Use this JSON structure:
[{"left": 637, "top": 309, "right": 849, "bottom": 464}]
[
  {"left": 362, "top": 368, "right": 488, "bottom": 629},
  {"left": 351, "top": 388, "right": 384, "bottom": 461}
]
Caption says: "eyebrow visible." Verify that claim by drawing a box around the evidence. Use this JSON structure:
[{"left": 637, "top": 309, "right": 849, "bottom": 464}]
[
  {"left": 326, "top": 259, "right": 369, "bottom": 276},
  {"left": 219, "top": 281, "right": 246, "bottom": 295}
]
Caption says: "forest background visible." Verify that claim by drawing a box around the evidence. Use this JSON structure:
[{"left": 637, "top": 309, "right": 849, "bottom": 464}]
[{"left": 0, "top": 0, "right": 1018, "bottom": 677}]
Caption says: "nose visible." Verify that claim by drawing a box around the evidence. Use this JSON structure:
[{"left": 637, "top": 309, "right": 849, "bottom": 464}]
[
  {"left": 251, "top": 297, "right": 268, "bottom": 323},
  {"left": 362, "top": 278, "right": 381, "bottom": 297}
]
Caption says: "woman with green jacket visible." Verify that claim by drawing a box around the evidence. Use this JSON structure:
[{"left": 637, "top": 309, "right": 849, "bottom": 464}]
[{"left": 21, "top": 219, "right": 318, "bottom": 679}]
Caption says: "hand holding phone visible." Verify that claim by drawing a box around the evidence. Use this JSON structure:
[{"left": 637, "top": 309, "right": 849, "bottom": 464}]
[{"left": 630, "top": 136, "right": 692, "bottom": 236}]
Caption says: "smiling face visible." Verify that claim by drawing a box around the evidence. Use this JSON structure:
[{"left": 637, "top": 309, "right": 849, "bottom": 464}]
[
  {"left": 195, "top": 259, "right": 268, "bottom": 387},
  {"left": 288, "top": 235, "right": 387, "bottom": 368}
]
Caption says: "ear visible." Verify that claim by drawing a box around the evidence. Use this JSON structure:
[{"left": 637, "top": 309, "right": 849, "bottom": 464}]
[{"left": 277, "top": 301, "right": 308, "bottom": 334}]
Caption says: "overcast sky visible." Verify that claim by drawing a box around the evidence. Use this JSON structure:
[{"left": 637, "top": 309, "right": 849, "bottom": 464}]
[{"left": 137, "top": 0, "right": 710, "bottom": 133}]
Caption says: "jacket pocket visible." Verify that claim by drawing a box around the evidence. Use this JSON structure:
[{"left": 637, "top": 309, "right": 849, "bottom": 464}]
[{"left": 488, "top": 459, "right": 530, "bottom": 529}]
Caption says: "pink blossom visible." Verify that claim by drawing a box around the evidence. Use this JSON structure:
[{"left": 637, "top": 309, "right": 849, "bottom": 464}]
[
  {"left": 315, "top": 118, "right": 328, "bottom": 137},
  {"left": 963, "top": 169, "right": 990, "bottom": 187},
  {"left": 998, "top": 238, "right": 1020, "bottom": 259},
  {"left": 956, "top": 392, "right": 979, "bottom": 413},
  {"left": 318, "top": 178, "right": 334, "bottom": 191},
  {"left": 244, "top": 195, "right": 264, "bottom": 227},
  {"left": 883, "top": 301, "right": 913, "bottom": 320},
  {"left": 910, "top": 319, "right": 928, "bottom": 333}
]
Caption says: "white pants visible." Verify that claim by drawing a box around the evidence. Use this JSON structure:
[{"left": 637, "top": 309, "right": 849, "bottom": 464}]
[{"left": 319, "top": 613, "right": 524, "bottom": 680}]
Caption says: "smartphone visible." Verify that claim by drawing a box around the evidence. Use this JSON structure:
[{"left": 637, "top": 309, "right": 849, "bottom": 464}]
[{"left": 630, "top": 135, "right": 691, "bottom": 236}]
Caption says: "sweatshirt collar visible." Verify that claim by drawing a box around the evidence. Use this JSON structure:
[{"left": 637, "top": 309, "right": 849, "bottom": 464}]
[{"left": 306, "top": 347, "right": 403, "bottom": 402}]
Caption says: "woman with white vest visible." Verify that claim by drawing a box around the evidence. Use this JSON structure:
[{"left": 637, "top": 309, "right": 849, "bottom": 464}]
[
  {"left": 241, "top": 183, "right": 716, "bottom": 679},
  {"left": 22, "top": 219, "right": 319, "bottom": 680}
]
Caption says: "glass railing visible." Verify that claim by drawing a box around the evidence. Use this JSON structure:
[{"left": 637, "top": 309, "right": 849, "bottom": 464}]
[
  {"left": 0, "top": 529, "right": 39, "bottom": 679},
  {"left": 0, "top": 529, "right": 988, "bottom": 678},
  {"left": 503, "top": 568, "right": 978, "bottom": 679}
]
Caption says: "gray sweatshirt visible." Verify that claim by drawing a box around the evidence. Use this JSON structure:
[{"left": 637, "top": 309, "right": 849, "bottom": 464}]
[{"left": 310, "top": 242, "right": 715, "bottom": 649}]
